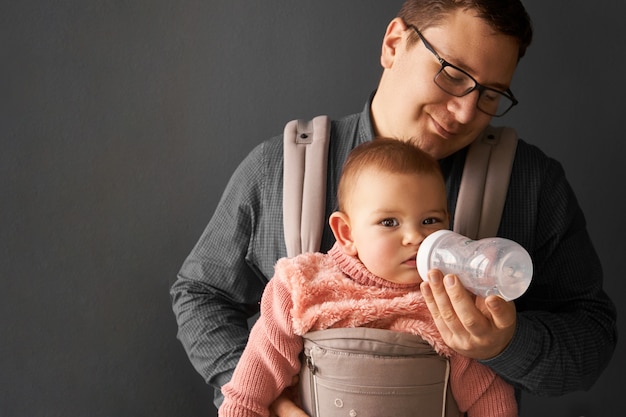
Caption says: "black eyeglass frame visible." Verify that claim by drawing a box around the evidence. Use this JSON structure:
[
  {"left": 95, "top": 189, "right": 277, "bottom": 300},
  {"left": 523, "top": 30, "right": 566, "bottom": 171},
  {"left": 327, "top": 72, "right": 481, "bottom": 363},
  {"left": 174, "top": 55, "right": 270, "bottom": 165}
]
[{"left": 407, "top": 24, "right": 518, "bottom": 117}]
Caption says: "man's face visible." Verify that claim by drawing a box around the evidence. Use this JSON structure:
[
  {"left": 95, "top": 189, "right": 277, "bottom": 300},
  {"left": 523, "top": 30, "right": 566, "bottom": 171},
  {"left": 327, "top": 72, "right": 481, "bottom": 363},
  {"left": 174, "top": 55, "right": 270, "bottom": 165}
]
[{"left": 372, "top": 10, "right": 519, "bottom": 159}]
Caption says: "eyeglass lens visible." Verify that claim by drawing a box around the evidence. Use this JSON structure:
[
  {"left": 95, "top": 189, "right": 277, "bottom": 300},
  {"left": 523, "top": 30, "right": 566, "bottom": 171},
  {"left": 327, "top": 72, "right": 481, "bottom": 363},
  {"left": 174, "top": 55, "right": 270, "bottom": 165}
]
[{"left": 436, "top": 65, "right": 514, "bottom": 117}]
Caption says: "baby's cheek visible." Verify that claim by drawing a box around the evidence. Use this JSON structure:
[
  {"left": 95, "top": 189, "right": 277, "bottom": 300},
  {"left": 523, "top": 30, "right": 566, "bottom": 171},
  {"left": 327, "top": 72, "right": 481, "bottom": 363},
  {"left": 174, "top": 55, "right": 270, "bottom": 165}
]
[{"left": 357, "top": 249, "right": 381, "bottom": 271}]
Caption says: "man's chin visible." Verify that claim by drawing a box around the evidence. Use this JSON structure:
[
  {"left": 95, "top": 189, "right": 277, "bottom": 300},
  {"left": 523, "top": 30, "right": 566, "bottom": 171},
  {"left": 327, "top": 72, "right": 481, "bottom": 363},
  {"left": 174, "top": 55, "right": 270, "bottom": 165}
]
[{"left": 405, "top": 136, "right": 450, "bottom": 160}]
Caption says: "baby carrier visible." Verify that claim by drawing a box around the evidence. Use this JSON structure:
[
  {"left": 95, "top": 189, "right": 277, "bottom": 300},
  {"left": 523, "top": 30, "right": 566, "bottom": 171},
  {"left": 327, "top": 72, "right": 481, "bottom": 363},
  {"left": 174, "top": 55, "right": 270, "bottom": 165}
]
[{"left": 283, "top": 116, "right": 518, "bottom": 417}]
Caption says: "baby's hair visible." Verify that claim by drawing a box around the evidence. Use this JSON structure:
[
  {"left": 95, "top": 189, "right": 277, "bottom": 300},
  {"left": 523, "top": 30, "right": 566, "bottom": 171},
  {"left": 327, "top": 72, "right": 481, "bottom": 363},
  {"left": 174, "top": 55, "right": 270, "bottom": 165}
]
[{"left": 337, "top": 138, "right": 445, "bottom": 211}]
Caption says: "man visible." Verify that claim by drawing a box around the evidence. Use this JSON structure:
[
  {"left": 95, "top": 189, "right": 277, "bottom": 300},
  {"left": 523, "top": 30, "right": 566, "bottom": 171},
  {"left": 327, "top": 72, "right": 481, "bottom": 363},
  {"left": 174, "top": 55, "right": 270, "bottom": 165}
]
[{"left": 171, "top": 1, "right": 617, "bottom": 415}]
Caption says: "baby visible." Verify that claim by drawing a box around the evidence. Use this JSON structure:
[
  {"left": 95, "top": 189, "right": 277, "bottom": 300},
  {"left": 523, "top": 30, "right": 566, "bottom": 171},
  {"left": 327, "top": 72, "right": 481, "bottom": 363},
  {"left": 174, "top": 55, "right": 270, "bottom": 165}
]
[{"left": 219, "top": 138, "right": 517, "bottom": 417}]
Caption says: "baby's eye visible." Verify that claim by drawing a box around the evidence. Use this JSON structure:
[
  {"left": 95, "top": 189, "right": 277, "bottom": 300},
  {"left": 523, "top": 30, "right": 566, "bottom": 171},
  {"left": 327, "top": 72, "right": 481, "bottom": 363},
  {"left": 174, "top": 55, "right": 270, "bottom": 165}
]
[
  {"left": 380, "top": 218, "right": 399, "bottom": 227},
  {"left": 422, "top": 217, "right": 440, "bottom": 225}
]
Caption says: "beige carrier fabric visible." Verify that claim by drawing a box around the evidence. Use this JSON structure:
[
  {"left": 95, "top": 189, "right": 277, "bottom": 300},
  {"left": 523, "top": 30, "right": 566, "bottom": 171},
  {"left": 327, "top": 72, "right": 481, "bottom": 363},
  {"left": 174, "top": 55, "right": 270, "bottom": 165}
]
[
  {"left": 283, "top": 116, "right": 330, "bottom": 257},
  {"left": 454, "top": 125, "right": 518, "bottom": 239},
  {"left": 282, "top": 120, "right": 518, "bottom": 416},
  {"left": 299, "top": 328, "right": 462, "bottom": 417}
]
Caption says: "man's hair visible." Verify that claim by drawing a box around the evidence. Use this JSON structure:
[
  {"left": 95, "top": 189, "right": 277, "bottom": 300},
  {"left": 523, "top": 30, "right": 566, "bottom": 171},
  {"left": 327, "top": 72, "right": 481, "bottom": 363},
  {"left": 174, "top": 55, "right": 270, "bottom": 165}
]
[
  {"left": 398, "top": 0, "right": 533, "bottom": 59},
  {"left": 337, "top": 138, "right": 445, "bottom": 211}
]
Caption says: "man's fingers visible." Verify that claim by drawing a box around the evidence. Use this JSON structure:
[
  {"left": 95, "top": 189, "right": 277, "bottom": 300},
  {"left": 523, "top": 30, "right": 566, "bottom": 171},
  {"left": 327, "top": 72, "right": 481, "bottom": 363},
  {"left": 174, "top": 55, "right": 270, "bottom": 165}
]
[
  {"left": 422, "top": 270, "right": 517, "bottom": 359},
  {"left": 486, "top": 295, "right": 517, "bottom": 330},
  {"left": 428, "top": 272, "right": 482, "bottom": 335},
  {"left": 269, "top": 392, "right": 310, "bottom": 417},
  {"left": 421, "top": 271, "right": 450, "bottom": 336}
]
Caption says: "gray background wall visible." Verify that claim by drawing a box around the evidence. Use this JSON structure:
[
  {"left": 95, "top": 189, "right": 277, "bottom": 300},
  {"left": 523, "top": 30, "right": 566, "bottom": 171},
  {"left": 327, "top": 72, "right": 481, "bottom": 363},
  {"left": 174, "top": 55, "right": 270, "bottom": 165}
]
[{"left": 2, "top": 1, "right": 624, "bottom": 416}]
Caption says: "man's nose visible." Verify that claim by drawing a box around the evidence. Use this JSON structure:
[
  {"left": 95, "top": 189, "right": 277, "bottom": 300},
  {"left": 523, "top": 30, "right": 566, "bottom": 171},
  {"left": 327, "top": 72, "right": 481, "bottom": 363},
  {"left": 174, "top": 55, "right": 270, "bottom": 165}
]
[{"left": 448, "top": 91, "right": 480, "bottom": 124}]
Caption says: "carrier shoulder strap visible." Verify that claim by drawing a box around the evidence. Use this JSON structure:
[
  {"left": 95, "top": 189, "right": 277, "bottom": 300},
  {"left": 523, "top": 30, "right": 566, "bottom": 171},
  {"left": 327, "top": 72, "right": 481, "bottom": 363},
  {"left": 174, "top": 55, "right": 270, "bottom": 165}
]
[
  {"left": 283, "top": 118, "right": 517, "bottom": 257},
  {"left": 453, "top": 125, "right": 518, "bottom": 240},
  {"left": 283, "top": 115, "right": 330, "bottom": 257}
]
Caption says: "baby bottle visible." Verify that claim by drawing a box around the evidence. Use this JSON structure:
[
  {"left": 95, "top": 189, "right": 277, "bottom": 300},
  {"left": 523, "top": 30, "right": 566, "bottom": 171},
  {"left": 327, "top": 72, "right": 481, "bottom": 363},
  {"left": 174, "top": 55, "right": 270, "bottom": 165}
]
[{"left": 417, "top": 230, "right": 533, "bottom": 301}]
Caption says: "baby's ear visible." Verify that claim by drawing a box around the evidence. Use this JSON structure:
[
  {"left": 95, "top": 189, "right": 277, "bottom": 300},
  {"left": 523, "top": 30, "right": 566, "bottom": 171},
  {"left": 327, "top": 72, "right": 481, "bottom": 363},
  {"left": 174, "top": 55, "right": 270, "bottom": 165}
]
[{"left": 329, "top": 211, "right": 357, "bottom": 256}]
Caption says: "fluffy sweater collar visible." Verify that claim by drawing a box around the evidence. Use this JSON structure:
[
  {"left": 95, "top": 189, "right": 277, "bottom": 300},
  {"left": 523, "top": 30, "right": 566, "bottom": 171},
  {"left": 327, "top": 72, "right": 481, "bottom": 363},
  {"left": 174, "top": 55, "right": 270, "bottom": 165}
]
[{"left": 277, "top": 243, "right": 451, "bottom": 356}]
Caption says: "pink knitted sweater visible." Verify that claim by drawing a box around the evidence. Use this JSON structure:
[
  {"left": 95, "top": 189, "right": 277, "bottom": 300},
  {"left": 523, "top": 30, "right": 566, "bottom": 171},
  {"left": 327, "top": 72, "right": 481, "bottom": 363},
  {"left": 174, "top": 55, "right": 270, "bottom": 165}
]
[{"left": 220, "top": 244, "right": 517, "bottom": 417}]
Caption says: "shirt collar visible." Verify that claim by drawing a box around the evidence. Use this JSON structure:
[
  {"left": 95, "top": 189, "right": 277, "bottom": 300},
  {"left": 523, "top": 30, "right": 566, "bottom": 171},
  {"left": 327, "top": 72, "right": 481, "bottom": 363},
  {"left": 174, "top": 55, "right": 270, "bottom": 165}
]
[{"left": 356, "top": 90, "right": 377, "bottom": 144}]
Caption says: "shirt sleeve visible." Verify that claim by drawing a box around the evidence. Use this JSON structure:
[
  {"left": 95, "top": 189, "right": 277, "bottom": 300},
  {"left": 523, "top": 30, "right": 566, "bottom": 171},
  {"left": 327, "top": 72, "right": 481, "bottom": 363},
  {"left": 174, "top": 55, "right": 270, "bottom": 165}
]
[
  {"left": 481, "top": 148, "right": 617, "bottom": 396},
  {"left": 170, "top": 141, "right": 275, "bottom": 404}
]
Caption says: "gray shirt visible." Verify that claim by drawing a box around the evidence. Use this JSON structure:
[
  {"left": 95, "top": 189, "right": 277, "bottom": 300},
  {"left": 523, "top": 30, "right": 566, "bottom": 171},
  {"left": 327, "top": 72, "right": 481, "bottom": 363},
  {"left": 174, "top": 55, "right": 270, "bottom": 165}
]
[{"left": 171, "top": 98, "right": 616, "bottom": 407}]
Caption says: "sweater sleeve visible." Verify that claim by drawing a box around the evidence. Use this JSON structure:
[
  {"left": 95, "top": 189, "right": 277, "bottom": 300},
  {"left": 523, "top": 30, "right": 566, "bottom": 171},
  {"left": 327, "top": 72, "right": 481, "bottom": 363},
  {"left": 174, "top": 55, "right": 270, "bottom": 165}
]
[
  {"left": 449, "top": 353, "right": 518, "bottom": 417},
  {"left": 219, "top": 272, "right": 304, "bottom": 417}
]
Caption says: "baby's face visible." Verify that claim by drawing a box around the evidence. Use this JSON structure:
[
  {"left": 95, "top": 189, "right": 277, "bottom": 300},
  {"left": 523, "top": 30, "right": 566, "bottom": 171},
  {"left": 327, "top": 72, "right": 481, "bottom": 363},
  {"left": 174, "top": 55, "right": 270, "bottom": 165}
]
[{"left": 345, "top": 170, "right": 449, "bottom": 284}]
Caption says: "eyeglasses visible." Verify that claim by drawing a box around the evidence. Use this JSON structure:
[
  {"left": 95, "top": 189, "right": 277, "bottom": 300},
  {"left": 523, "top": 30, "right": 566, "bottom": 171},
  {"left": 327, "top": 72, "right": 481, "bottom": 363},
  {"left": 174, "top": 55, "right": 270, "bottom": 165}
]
[{"left": 407, "top": 24, "right": 518, "bottom": 117}]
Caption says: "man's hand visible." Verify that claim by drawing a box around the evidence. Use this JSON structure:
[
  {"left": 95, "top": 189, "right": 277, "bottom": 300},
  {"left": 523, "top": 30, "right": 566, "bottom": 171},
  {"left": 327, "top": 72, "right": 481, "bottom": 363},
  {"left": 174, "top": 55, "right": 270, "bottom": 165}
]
[
  {"left": 420, "top": 269, "right": 516, "bottom": 360},
  {"left": 269, "top": 377, "right": 309, "bottom": 417}
]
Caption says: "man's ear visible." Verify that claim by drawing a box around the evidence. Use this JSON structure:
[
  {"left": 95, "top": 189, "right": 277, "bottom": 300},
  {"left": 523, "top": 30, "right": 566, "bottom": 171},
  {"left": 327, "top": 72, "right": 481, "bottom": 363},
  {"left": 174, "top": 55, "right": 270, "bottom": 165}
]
[
  {"left": 329, "top": 211, "right": 357, "bottom": 256},
  {"left": 381, "top": 17, "right": 407, "bottom": 69}
]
